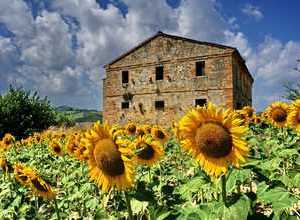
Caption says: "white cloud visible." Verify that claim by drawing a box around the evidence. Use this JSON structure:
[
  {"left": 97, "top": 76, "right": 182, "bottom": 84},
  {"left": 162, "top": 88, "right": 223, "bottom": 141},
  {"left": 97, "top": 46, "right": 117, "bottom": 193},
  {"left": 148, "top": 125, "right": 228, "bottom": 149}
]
[
  {"left": 175, "top": 0, "right": 227, "bottom": 41},
  {"left": 0, "top": 0, "right": 34, "bottom": 41},
  {"left": 0, "top": 37, "right": 20, "bottom": 73},
  {"left": 242, "top": 4, "right": 264, "bottom": 21},
  {"left": 0, "top": 3, "right": 98, "bottom": 108},
  {"left": 21, "top": 11, "right": 74, "bottom": 70},
  {"left": 247, "top": 37, "right": 300, "bottom": 110},
  {"left": 222, "top": 30, "right": 300, "bottom": 110},
  {"left": 0, "top": 0, "right": 299, "bottom": 111},
  {"left": 223, "top": 30, "right": 252, "bottom": 58},
  {"left": 248, "top": 37, "right": 300, "bottom": 85},
  {"left": 50, "top": 0, "right": 232, "bottom": 109}
]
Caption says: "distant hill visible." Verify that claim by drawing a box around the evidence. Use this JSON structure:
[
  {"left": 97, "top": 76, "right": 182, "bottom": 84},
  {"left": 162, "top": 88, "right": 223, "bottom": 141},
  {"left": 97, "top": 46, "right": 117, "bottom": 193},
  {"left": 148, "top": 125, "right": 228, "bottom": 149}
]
[{"left": 56, "top": 105, "right": 102, "bottom": 123}]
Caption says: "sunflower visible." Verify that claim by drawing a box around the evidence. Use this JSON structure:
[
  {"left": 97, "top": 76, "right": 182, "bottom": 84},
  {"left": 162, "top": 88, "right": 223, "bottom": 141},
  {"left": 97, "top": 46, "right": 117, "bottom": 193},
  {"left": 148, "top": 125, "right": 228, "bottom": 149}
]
[
  {"left": 0, "top": 133, "right": 15, "bottom": 151},
  {"left": 26, "top": 136, "right": 35, "bottom": 146},
  {"left": 81, "top": 122, "right": 134, "bottom": 192},
  {"left": 261, "top": 111, "right": 269, "bottom": 120},
  {"left": 151, "top": 126, "right": 168, "bottom": 144},
  {"left": 14, "top": 163, "right": 31, "bottom": 186},
  {"left": 250, "top": 115, "right": 261, "bottom": 124},
  {"left": 178, "top": 102, "right": 249, "bottom": 178},
  {"left": 14, "top": 163, "right": 55, "bottom": 199},
  {"left": 236, "top": 110, "right": 249, "bottom": 125},
  {"left": 125, "top": 123, "right": 137, "bottom": 135},
  {"left": 131, "top": 135, "right": 164, "bottom": 167},
  {"left": 287, "top": 99, "right": 300, "bottom": 132},
  {"left": 49, "top": 140, "right": 64, "bottom": 156},
  {"left": 66, "top": 133, "right": 82, "bottom": 156},
  {"left": 136, "top": 126, "right": 146, "bottom": 137},
  {"left": 20, "top": 138, "right": 27, "bottom": 146},
  {"left": 241, "top": 106, "right": 254, "bottom": 118},
  {"left": 29, "top": 176, "right": 56, "bottom": 200},
  {"left": 0, "top": 156, "right": 13, "bottom": 173},
  {"left": 110, "top": 125, "right": 125, "bottom": 140},
  {"left": 266, "top": 102, "right": 289, "bottom": 128},
  {"left": 66, "top": 136, "right": 78, "bottom": 155},
  {"left": 112, "top": 129, "right": 126, "bottom": 141},
  {"left": 75, "top": 144, "right": 89, "bottom": 161},
  {"left": 143, "top": 124, "right": 152, "bottom": 134},
  {"left": 33, "top": 133, "right": 42, "bottom": 144}
]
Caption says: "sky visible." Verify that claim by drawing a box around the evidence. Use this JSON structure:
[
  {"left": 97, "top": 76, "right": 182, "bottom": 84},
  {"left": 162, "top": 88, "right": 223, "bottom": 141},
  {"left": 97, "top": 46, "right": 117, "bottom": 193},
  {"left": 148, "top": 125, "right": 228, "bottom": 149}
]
[{"left": 0, "top": 0, "right": 299, "bottom": 111}]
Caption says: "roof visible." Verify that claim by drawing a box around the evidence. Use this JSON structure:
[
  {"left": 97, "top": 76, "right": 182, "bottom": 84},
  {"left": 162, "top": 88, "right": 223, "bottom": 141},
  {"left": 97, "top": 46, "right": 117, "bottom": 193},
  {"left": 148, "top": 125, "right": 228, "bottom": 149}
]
[
  {"left": 104, "top": 31, "right": 254, "bottom": 82},
  {"left": 105, "top": 31, "right": 235, "bottom": 67}
]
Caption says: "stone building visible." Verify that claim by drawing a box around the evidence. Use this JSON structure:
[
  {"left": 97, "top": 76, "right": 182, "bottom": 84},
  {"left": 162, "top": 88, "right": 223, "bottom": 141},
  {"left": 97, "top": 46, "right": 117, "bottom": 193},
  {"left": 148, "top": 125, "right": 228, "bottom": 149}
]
[{"left": 103, "top": 31, "right": 253, "bottom": 125}]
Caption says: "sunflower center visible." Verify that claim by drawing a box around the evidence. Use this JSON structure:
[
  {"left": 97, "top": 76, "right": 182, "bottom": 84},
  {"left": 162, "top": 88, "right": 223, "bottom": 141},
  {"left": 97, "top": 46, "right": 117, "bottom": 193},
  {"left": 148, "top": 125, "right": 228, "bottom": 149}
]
[
  {"left": 127, "top": 125, "right": 136, "bottom": 134},
  {"left": 53, "top": 145, "right": 61, "bottom": 153},
  {"left": 19, "top": 174, "right": 28, "bottom": 182},
  {"left": 195, "top": 122, "right": 232, "bottom": 158},
  {"left": 271, "top": 108, "right": 287, "bottom": 122},
  {"left": 31, "top": 178, "right": 48, "bottom": 192},
  {"left": 239, "top": 113, "right": 247, "bottom": 120},
  {"left": 136, "top": 143, "right": 154, "bottom": 160},
  {"left": 297, "top": 112, "right": 300, "bottom": 123},
  {"left": 79, "top": 146, "right": 87, "bottom": 154},
  {"left": 137, "top": 130, "right": 145, "bottom": 137},
  {"left": 93, "top": 139, "right": 125, "bottom": 177},
  {"left": 156, "top": 130, "right": 165, "bottom": 139},
  {"left": 247, "top": 110, "right": 253, "bottom": 117},
  {"left": 4, "top": 139, "right": 11, "bottom": 145}
]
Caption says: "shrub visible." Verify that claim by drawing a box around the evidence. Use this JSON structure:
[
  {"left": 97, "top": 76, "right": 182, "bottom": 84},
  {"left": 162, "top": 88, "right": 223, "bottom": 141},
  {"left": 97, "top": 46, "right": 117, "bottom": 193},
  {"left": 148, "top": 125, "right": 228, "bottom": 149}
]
[
  {"left": 55, "top": 113, "right": 75, "bottom": 127},
  {"left": 0, "top": 86, "right": 57, "bottom": 139}
]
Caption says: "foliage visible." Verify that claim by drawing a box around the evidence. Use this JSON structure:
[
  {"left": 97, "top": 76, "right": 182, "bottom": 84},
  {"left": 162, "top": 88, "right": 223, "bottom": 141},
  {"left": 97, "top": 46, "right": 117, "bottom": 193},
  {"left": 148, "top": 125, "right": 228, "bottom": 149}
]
[
  {"left": 56, "top": 106, "right": 102, "bottom": 123},
  {"left": 283, "top": 82, "right": 300, "bottom": 101},
  {"left": 0, "top": 87, "right": 57, "bottom": 139},
  {"left": 55, "top": 114, "right": 75, "bottom": 127},
  {"left": 0, "top": 122, "right": 300, "bottom": 219}
]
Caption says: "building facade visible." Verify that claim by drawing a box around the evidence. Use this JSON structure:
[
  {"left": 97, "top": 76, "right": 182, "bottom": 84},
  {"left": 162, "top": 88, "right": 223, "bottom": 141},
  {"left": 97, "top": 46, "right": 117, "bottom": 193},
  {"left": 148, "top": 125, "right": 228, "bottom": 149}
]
[{"left": 103, "top": 32, "right": 253, "bottom": 125}]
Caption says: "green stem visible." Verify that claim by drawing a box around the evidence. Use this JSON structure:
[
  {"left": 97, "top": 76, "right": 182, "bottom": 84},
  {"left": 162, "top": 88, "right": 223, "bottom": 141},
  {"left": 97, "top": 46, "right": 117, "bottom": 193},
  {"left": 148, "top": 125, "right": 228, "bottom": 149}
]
[
  {"left": 124, "top": 192, "right": 133, "bottom": 220},
  {"left": 35, "top": 197, "right": 39, "bottom": 216},
  {"left": 221, "top": 175, "right": 227, "bottom": 207},
  {"left": 81, "top": 164, "right": 84, "bottom": 176},
  {"left": 148, "top": 169, "right": 151, "bottom": 182},
  {"left": 159, "top": 164, "right": 163, "bottom": 205},
  {"left": 53, "top": 198, "right": 61, "bottom": 220}
]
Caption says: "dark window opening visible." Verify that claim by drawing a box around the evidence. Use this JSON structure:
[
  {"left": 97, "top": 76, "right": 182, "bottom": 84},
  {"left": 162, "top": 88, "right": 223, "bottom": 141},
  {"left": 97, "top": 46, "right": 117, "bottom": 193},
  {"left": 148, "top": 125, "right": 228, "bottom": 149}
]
[
  {"left": 236, "top": 102, "right": 242, "bottom": 110},
  {"left": 155, "top": 100, "right": 164, "bottom": 110},
  {"left": 121, "top": 101, "right": 129, "bottom": 109},
  {"left": 195, "top": 99, "right": 207, "bottom": 107},
  {"left": 196, "top": 61, "right": 205, "bottom": 76},
  {"left": 156, "top": 66, "right": 164, "bottom": 80},
  {"left": 122, "top": 71, "right": 129, "bottom": 84}
]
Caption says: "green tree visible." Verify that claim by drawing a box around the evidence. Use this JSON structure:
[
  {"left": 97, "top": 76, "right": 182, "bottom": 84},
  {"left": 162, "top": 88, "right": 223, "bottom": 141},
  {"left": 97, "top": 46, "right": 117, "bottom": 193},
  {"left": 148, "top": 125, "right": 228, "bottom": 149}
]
[
  {"left": 0, "top": 86, "right": 57, "bottom": 139},
  {"left": 283, "top": 82, "right": 300, "bottom": 101}
]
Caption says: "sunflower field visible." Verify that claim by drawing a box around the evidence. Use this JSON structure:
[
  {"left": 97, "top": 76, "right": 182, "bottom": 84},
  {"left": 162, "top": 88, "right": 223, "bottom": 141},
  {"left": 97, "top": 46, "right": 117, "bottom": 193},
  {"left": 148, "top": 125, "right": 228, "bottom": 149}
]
[{"left": 0, "top": 101, "right": 300, "bottom": 220}]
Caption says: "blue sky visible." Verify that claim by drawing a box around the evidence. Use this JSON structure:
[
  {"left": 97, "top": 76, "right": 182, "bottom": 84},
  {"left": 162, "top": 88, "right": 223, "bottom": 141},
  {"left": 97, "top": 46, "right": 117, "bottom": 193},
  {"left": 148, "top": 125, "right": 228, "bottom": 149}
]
[{"left": 0, "top": 0, "right": 299, "bottom": 111}]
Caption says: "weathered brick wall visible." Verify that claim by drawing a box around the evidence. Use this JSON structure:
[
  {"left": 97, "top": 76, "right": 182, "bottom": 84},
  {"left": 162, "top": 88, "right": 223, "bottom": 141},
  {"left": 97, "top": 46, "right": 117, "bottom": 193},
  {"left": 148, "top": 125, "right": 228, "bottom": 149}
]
[
  {"left": 103, "top": 35, "right": 252, "bottom": 126},
  {"left": 232, "top": 53, "right": 253, "bottom": 109}
]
